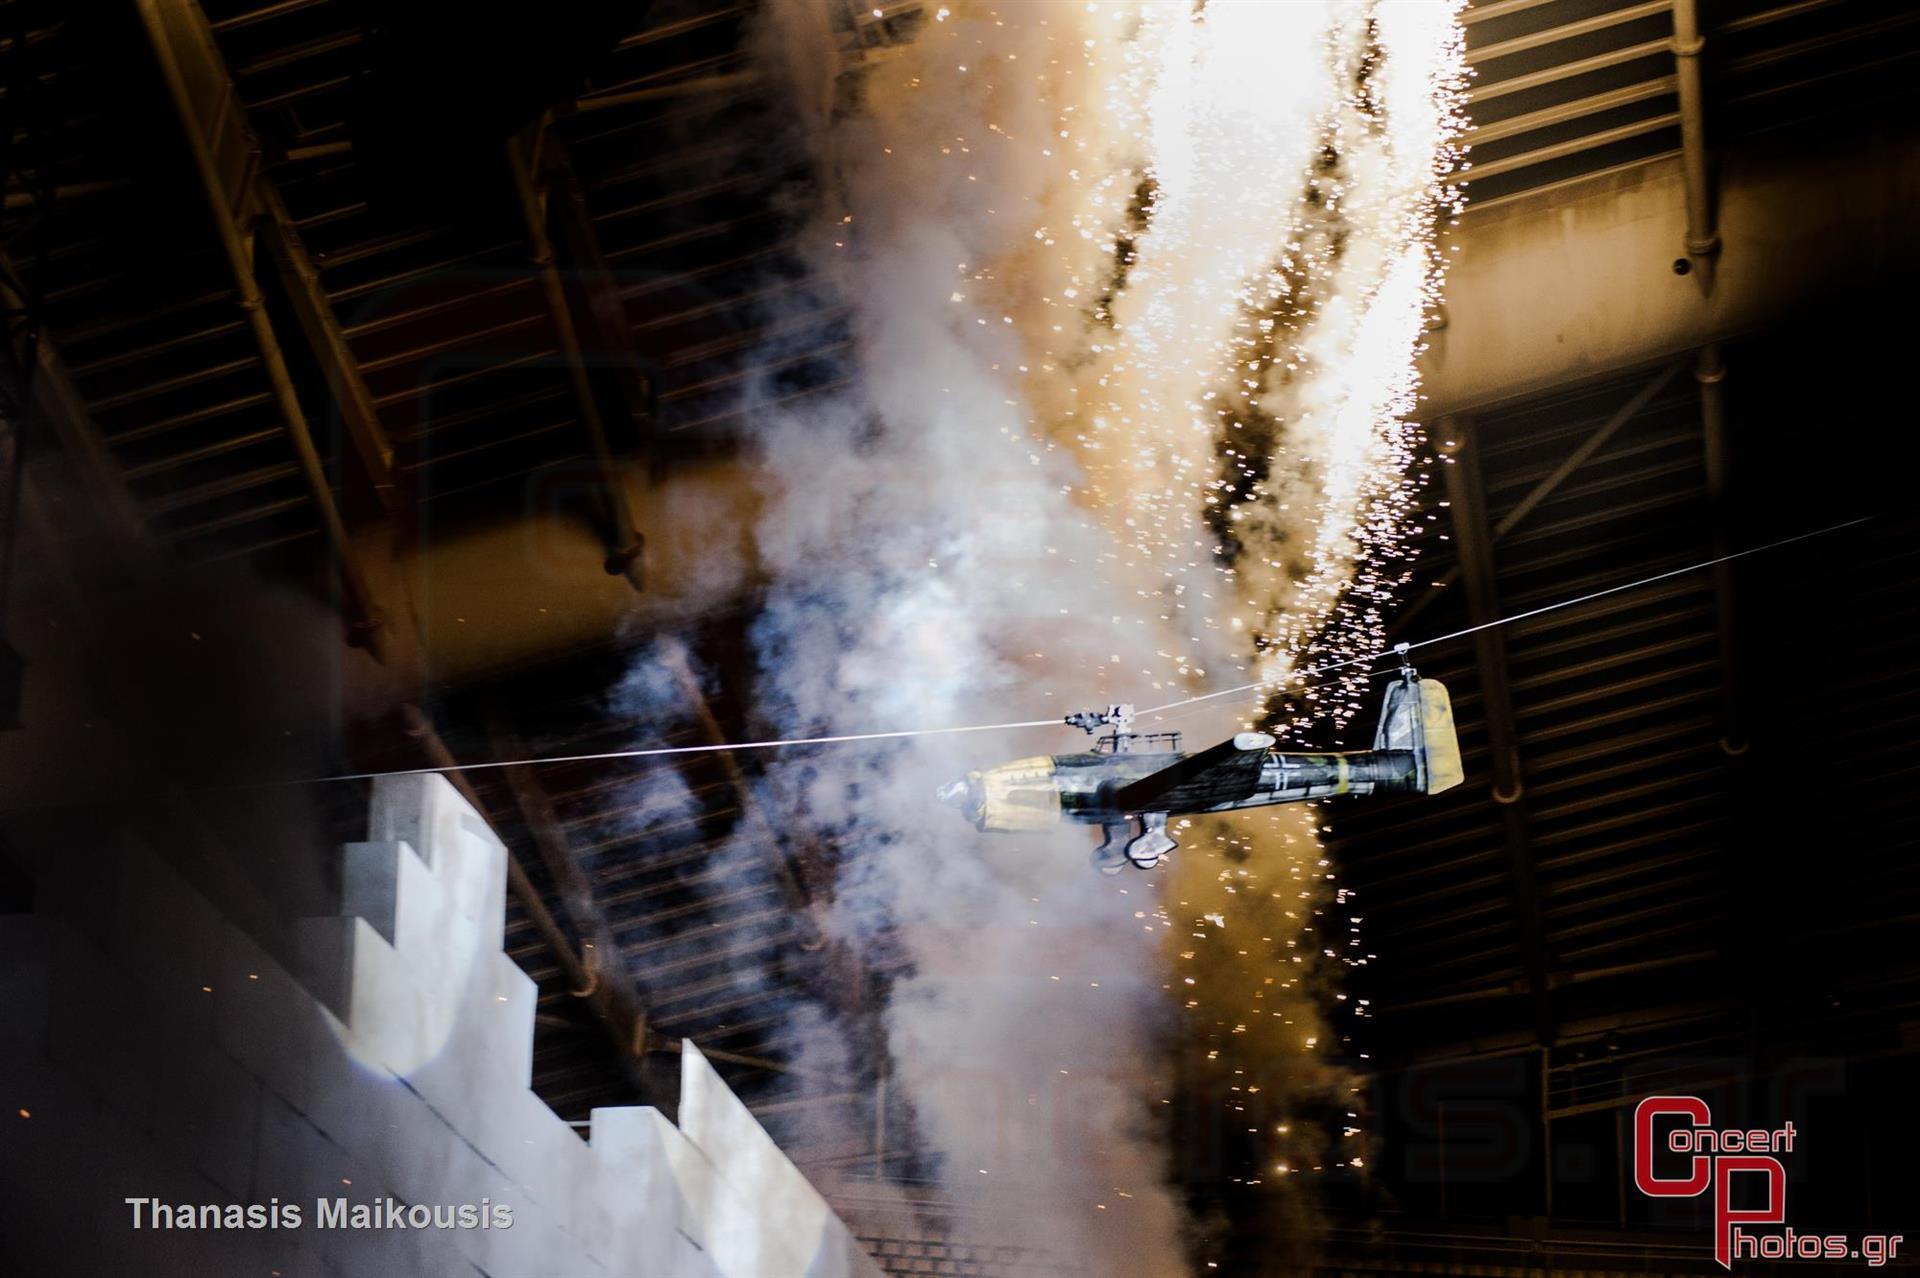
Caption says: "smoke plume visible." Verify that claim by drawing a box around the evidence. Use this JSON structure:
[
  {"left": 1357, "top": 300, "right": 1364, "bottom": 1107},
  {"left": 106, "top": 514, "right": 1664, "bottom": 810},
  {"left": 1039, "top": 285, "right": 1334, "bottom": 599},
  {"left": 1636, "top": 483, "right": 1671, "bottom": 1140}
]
[{"left": 725, "top": 1, "right": 1466, "bottom": 1270}]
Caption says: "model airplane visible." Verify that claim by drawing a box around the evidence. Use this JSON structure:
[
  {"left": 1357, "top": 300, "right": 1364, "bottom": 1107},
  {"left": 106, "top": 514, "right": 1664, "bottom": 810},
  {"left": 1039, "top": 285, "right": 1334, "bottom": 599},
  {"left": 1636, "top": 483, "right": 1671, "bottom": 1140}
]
[{"left": 938, "top": 656, "right": 1463, "bottom": 874}]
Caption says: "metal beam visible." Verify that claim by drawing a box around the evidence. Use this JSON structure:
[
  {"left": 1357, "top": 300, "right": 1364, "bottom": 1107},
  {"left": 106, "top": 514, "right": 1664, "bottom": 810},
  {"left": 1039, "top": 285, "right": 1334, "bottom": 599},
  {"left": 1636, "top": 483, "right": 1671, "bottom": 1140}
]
[
  {"left": 402, "top": 708, "right": 791, "bottom": 1098},
  {"left": 1461, "top": 0, "right": 1570, "bottom": 26},
  {"left": 661, "top": 646, "right": 829, "bottom": 952},
  {"left": 507, "top": 123, "right": 646, "bottom": 590},
  {"left": 255, "top": 182, "right": 396, "bottom": 515},
  {"left": 1670, "top": 0, "right": 1719, "bottom": 280},
  {"left": 1457, "top": 111, "right": 1680, "bottom": 186},
  {"left": 484, "top": 706, "right": 654, "bottom": 1055},
  {"left": 1439, "top": 421, "right": 1556, "bottom": 1046},
  {"left": 1694, "top": 345, "right": 1746, "bottom": 755},
  {"left": 1467, "top": 35, "right": 1670, "bottom": 107},
  {"left": 534, "top": 133, "right": 660, "bottom": 476},
  {"left": 0, "top": 279, "right": 156, "bottom": 573},
  {"left": 653, "top": 1038, "right": 806, "bottom": 1077},
  {"left": 397, "top": 703, "right": 655, "bottom": 1095},
  {"left": 132, "top": 0, "right": 388, "bottom": 653},
  {"left": 1392, "top": 360, "right": 1684, "bottom": 642},
  {"left": 1466, "top": 1, "right": 1670, "bottom": 69},
  {"left": 1466, "top": 78, "right": 1678, "bottom": 148},
  {"left": 575, "top": 71, "right": 760, "bottom": 113}
]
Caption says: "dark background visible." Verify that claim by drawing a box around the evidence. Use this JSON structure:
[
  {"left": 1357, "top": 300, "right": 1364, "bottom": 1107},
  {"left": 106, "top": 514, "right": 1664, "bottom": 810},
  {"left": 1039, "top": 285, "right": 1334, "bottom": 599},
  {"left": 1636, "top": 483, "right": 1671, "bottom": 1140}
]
[{"left": 2, "top": 1, "right": 1918, "bottom": 1275}]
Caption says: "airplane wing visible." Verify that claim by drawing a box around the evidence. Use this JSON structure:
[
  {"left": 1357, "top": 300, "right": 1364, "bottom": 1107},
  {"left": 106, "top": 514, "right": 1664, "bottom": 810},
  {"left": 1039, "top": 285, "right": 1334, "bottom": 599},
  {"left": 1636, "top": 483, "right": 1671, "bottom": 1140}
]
[{"left": 1113, "top": 732, "right": 1274, "bottom": 814}]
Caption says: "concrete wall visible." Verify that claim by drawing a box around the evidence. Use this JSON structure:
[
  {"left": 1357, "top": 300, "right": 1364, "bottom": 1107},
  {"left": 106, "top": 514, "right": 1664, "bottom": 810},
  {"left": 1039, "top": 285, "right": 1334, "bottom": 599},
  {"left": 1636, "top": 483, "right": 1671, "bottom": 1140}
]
[
  {"left": 0, "top": 774, "right": 882, "bottom": 1278},
  {"left": 1421, "top": 123, "right": 1920, "bottom": 414}
]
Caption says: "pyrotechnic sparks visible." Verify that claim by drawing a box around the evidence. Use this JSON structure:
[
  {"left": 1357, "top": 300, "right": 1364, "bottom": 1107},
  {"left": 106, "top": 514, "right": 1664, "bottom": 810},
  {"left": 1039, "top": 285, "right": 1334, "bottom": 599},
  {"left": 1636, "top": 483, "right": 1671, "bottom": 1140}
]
[
  {"left": 750, "top": 0, "right": 1466, "bottom": 1269},
  {"left": 1091, "top": 2, "right": 1458, "bottom": 721},
  {"left": 850, "top": 0, "right": 1464, "bottom": 1221},
  {"left": 854, "top": 0, "right": 1467, "bottom": 715}
]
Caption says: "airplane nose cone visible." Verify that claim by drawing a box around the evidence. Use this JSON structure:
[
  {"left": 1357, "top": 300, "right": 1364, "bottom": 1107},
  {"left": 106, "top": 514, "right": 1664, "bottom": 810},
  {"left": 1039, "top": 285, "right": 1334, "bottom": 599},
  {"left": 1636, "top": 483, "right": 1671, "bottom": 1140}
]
[{"left": 937, "top": 774, "right": 984, "bottom": 824}]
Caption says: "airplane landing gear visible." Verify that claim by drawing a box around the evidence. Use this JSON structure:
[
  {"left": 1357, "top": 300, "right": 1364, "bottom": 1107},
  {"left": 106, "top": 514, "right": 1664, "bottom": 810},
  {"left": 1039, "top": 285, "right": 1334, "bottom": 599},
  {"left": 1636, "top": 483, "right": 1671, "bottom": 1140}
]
[
  {"left": 1125, "top": 811, "right": 1176, "bottom": 868},
  {"left": 1092, "top": 823, "right": 1131, "bottom": 876},
  {"left": 1091, "top": 814, "right": 1178, "bottom": 874}
]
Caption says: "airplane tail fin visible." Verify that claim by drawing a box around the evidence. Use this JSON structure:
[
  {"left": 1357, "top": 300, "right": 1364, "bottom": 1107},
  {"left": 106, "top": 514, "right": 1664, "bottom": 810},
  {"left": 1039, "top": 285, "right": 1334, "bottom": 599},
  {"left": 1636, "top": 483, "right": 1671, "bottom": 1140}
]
[{"left": 1373, "top": 673, "right": 1465, "bottom": 795}]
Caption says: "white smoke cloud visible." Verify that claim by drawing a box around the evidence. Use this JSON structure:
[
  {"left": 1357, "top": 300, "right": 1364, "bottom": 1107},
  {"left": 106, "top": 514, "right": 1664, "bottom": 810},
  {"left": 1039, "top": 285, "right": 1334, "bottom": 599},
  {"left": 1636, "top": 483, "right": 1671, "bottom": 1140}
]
[{"left": 728, "top": 1, "right": 1465, "bottom": 1271}]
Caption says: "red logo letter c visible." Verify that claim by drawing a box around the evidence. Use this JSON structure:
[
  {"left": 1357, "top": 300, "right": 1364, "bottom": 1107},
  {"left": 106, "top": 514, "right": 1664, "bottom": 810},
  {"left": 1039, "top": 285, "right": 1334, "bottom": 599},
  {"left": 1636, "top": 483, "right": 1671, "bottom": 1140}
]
[{"left": 1634, "top": 1096, "right": 1712, "bottom": 1197}]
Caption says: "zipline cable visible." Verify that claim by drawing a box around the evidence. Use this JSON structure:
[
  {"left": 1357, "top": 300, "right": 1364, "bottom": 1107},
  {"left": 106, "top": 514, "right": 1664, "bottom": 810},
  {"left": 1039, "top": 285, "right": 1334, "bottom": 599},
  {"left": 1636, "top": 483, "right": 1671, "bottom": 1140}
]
[
  {"left": 1138, "top": 514, "right": 1871, "bottom": 716},
  {"left": 312, "top": 716, "right": 1068, "bottom": 783},
  {"left": 312, "top": 514, "right": 1871, "bottom": 784}
]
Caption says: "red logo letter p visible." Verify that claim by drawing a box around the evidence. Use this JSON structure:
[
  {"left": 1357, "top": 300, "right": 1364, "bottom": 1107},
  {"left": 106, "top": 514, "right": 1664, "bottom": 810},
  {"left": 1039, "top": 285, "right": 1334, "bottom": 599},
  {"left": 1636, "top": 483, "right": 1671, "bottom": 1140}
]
[{"left": 1713, "top": 1156, "right": 1785, "bottom": 1270}]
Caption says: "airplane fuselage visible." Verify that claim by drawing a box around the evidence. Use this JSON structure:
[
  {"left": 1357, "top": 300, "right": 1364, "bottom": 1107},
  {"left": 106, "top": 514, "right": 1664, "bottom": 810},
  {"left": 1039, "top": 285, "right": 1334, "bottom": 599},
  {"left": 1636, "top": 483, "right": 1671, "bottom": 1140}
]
[
  {"left": 1060, "top": 746, "right": 1426, "bottom": 821},
  {"left": 938, "top": 669, "right": 1463, "bottom": 873},
  {"left": 944, "top": 743, "right": 1426, "bottom": 834}
]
